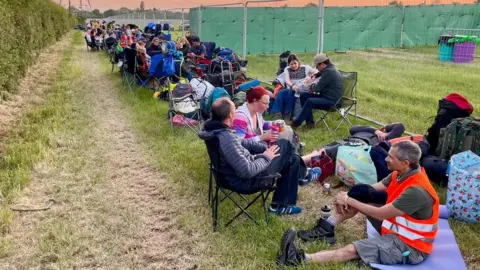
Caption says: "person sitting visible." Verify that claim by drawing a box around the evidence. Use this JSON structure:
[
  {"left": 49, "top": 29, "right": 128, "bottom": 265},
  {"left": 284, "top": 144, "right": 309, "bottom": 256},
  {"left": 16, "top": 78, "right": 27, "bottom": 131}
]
[
  {"left": 276, "top": 141, "right": 439, "bottom": 267},
  {"left": 233, "top": 86, "right": 275, "bottom": 143},
  {"left": 176, "top": 37, "right": 191, "bottom": 57},
  {"left": 291, "top": 53, "right": 344, "bottom": 129},
  {"left": 187, "top": 36, "right": 206, "bottom": 61},
  {"left": 270, "top": 54, "right": 315, "bottom": 120},
  {"left": 147, "top": 37, "right": 163, "bottom": 57},
  {"left": 198, "top": 98, "right": 306, "bottom": 215}
]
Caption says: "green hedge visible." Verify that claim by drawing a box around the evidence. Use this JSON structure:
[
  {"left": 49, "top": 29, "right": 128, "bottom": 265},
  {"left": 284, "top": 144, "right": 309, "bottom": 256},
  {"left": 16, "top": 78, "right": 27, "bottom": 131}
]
[{"left": 0, "top": 0, "right": 75, "bottom": 98}]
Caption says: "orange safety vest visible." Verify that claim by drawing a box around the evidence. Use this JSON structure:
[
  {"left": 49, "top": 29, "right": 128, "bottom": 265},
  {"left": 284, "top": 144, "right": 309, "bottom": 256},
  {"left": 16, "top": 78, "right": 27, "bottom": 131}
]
[{"left": 381, "top": 167, "right": 439, "bottom": 254}]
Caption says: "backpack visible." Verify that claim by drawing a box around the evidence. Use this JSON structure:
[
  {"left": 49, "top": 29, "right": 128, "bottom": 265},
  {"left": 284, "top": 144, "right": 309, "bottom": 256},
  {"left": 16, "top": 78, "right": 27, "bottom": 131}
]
[
  {"left": 190, "top": 78, "right": 214, "bottom": 101},
  {"left": 425, "top": 93, "right": 473, "bottom": 154},
  {"left": 277, "top": 51, "right": 291, "bottom": 75},
  {"left": 172, "top": 83, "right": 192, "bottom": 99},
  {"left": 436, "top": 117, "right": 480, "bottom": 159},
  {"left": 446, "top": 150, "right": 480, "bottom": 223},
  {"left": 204, "top": 88, "right": 231, "bottom": 114}
]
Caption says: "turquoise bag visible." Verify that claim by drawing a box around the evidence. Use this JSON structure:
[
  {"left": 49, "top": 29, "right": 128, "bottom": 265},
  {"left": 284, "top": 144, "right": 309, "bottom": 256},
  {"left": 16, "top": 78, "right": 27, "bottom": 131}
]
[
  {"left": 336, "top": 145, "right": 377, "bottom": 187},
  {"left": 446, "top": 150, "right": 480, "bottom": 223}
]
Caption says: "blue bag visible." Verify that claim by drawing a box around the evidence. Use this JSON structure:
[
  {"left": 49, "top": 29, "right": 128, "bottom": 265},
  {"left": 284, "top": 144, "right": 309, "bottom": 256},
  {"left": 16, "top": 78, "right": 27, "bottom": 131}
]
[{"left": 336, "top": 145, "right": 377, "bottom": 186}]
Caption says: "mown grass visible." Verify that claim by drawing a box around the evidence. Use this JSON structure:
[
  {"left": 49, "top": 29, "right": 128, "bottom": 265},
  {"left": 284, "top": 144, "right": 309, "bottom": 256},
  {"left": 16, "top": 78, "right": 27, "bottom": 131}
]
[
  {"left": 99, "top": 46, "right": 480, "bottom": 269},
  {"left": 0, "top": 32, "right": 82, "bottom": 235}
]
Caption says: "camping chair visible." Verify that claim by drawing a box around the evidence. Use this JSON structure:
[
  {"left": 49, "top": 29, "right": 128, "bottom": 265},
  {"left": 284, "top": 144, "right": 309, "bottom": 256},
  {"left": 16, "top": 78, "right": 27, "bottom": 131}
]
[
  {"left": 204, "top": 137, "right": 279, "bottom": 231},
  {"left": 167, "top": 79, "right": 203, "bottom": 134},
  {"left": 315, "top": 71, "right": 358, "bottom": 131},
  {"left": 122, "top": 48, "right": 137, "bottom": 92}
]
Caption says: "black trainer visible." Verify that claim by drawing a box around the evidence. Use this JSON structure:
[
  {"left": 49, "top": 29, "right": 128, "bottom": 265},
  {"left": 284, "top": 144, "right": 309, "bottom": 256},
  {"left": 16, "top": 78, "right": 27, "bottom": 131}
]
[
  {"left": 276, "top": 228, "right": 305, "bottom": 267},
  {"left": 296, "top": 218, "right": 336, "bottom": 244}
]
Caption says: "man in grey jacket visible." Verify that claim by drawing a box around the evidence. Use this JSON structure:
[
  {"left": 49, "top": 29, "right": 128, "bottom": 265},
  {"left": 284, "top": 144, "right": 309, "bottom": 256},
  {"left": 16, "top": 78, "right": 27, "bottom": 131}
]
[
  {"left": 291, "top": 53, "right": 344, "bottom": 129},
  {"left": 198, "top": 98, "right": 305, "bottom": 215}
]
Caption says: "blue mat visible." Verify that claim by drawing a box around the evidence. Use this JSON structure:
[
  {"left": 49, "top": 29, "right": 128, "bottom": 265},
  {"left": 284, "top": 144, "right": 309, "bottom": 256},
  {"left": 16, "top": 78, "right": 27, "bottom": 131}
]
[{"left": 367, "top": 205, "right": 466, "bottom": 270}]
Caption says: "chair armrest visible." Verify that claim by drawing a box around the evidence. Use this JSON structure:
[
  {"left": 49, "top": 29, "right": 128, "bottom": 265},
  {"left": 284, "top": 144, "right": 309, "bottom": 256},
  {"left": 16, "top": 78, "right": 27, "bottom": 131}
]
[{"left": 342, "top": 97, "right": 357, "bottom": 101}]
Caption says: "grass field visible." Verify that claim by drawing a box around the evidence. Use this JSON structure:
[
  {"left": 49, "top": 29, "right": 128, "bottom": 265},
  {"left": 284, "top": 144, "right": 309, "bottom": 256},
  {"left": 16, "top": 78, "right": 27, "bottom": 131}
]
[{"left": 96, "top": 46, "right": 480, "bottom": 269}]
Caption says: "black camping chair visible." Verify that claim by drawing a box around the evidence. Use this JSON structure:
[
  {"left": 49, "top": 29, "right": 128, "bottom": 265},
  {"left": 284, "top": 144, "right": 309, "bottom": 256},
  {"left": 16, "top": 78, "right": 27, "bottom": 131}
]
[
  {"left": 204, "top": 137, "right": 279, "bottom": 231},
  {"left": 122, "top": 47, "right": 137, "bottom": 91},
  {"left": 315, "top": 71, "right": 358, "bottom": 131}
]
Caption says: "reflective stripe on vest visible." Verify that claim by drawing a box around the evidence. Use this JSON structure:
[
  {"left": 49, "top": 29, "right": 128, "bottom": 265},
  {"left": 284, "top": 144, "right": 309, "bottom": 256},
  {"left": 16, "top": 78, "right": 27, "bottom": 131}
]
[
  {"left": 394, "top": 216, "right": 437, "bottom": 232},
  {"left": 382, "top": 220, "right": 435, "bottom": 243}
]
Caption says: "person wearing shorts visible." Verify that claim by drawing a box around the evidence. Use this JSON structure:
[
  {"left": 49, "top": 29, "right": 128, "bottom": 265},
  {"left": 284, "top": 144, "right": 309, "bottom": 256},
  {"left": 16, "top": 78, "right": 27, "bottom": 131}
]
[{"left": 276, "top": 141, "right": 440, "bottom": 267}]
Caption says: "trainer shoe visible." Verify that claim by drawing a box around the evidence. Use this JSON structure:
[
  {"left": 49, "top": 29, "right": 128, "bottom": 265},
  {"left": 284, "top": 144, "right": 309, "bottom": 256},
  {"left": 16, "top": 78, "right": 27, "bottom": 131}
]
[
  {"left": 299, "top": 167, "right": 322, "bottom": 186},
  {"left": 296, "top": 218, "right": 336, "bottom": 244},
  {"left": 269, "top": 205, "right": 302, "bottom": 215},
  {"left": 276, "top": 228, "right": 305, "bottom": 267}
]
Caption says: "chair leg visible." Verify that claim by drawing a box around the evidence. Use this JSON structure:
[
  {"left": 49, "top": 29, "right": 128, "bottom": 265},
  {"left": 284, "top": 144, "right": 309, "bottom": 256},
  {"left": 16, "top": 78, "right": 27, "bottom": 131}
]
[
  {"left": 169, "top": 110, "right": 174, "bottom": 134},
  {"left": 208, "top": 170, "right": 213, "bottom": 204},
  {"left": 315, "top": 111, "right": 331, "bottom": 131},
  {"left": 224, "top": 192, "right": 263, "bottom": 227},
  {"left": 261, "top": 191, "right": 269, "bottom": 224},
  {"left": 213, "top": 187, "right": 219, "bottom": 232}
]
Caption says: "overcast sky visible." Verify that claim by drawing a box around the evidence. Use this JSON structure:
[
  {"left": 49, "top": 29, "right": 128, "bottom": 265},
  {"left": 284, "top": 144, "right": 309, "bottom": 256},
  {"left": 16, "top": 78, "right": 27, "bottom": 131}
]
[{"left": 76, "top": 0, "right": 473, "bottom": 11}]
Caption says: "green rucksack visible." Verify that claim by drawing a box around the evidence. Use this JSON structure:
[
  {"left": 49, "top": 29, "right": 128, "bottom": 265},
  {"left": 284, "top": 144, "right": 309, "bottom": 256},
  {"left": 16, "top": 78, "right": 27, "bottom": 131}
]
[{"left": 436, "top": 117, "right": 480, "bottom": 159}]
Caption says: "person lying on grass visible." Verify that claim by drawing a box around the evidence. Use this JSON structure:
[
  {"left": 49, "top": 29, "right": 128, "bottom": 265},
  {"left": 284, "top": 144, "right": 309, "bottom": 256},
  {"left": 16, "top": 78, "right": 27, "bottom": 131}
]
[
  {"left": 198, "top": 98, "right": 320, "bottom": 215},
  {"left": 276, "top": 141, "right": 439, "bottom": 267}
]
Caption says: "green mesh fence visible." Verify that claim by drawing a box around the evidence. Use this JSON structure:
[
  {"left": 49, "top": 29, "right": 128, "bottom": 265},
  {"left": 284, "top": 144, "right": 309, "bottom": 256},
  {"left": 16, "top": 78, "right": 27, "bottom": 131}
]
[
  {"left": 189, "top": 4, "right": 480, "bottom": 54},
  {"left": 403, "top": 4, "right": 480, "bottom": 46}
]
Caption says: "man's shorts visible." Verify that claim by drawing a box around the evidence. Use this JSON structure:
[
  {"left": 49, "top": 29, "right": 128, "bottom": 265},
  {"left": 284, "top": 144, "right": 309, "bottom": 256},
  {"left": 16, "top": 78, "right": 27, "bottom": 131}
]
[{"left": 352, "top": 234, "right": 428, "bottom": 265}]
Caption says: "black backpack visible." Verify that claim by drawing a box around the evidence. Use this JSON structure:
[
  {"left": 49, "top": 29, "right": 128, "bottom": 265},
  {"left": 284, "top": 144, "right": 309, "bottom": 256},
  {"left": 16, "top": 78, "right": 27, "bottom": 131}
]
[
  {"left": 425, "top": 97, "right": 472, "bottom": 154},
  {"left": 277, "top": 51, "right": 291, "bottom": 75}
]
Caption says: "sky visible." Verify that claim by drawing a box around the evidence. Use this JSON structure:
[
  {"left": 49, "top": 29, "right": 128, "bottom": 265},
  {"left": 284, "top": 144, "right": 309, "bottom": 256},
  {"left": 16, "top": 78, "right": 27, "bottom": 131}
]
[{"left": 78, "top": 0, "right": 474, "bottom": 11}]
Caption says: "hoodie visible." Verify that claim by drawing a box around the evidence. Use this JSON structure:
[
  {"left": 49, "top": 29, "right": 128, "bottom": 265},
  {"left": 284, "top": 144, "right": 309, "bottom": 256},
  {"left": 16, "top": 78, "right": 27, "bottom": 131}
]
[
  {"left": 232, "top": 103, "right": 272, "bottom": 142},
  {"left": 198, "top": 120, "right": 272, "bottom": 184}
]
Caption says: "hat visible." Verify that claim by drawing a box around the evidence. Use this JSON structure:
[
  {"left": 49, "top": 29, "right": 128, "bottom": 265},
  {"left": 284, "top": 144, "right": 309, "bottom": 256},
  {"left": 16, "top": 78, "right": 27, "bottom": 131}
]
[{"left": 313, "top": 53, "right": 329, "bottom": 67}]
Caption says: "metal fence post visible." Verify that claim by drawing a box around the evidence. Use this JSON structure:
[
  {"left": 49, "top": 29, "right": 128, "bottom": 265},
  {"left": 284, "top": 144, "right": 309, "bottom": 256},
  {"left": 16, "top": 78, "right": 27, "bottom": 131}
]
[
  {"left": 243, "top": 3, "right": 248, "bottom": 59},
  {"left": 198, "top": 5, "right": 203, "bottom": 37},
  {"left": 181, "top": 9, "right": 185, "bottom": 37},
  {"left": 317, "top": 0, "right": 325, "bottom": 54}
]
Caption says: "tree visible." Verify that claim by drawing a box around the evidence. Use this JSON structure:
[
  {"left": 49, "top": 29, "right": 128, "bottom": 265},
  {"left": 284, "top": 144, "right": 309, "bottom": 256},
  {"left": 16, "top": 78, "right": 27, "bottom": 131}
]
[
  {"left": 91, "top": 9, "right": 102, "bottom": 17},
  {"left": 476, "top": 0, "right": 480, "bottom": 3},
  {"left": 103, "top": 9, "right": 116, "bottom": 17},
  {"left": 305, "top": 2, "right": 317, "bottom": 7},
  {"left": 118, "top": 7, "right": 131, "bottom": 14},
  {"left": 153, "top": 7, "right": 157, "bottom": 11},
  {"left": 140, "top": 1, "right": 145, "bottom": 11}
]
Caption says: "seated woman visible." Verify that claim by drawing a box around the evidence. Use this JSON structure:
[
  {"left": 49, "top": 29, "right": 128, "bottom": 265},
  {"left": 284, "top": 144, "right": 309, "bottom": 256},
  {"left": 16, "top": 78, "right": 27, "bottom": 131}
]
[
  {"left": 136, "top": 41, "right": 151, "bottom": 85},
  {"left": 176, "top": 37, "right": 191, "bottom": 57},
  {"left": 233, "top": 86, "right": 322, "bottom": 186},
  {"left": 147, "top": 37, "right": 163, "bottom": 57},
  {"left": 271, "top": 54, "right": 314, "bottom": 120},
  {"left": 233, "top": 86, "right": 275, "bottom": 144}
]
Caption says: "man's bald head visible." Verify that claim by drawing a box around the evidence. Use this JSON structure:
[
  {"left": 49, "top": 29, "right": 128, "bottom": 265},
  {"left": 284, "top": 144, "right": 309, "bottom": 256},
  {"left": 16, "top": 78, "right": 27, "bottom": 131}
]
[{"left": 211, "top": 97, "right": 235, "bottom": 123}]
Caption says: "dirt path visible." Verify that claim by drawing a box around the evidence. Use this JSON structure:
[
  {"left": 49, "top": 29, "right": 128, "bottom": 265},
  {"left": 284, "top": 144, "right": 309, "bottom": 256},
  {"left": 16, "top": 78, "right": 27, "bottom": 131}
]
[{"left": 0, "top": 36, "right": 199, "bottom": 269}]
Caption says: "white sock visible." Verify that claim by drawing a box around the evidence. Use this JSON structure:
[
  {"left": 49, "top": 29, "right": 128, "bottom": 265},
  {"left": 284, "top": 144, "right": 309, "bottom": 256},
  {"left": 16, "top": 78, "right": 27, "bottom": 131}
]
[{"left": 326, "top": 215, "right": 338, "bottom": 227}]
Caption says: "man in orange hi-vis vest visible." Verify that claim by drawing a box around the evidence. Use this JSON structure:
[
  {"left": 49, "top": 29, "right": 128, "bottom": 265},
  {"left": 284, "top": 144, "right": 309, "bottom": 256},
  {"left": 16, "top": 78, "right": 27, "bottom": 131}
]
[{"left": 277, "top": 141, "right": 440, "bottom": 267}]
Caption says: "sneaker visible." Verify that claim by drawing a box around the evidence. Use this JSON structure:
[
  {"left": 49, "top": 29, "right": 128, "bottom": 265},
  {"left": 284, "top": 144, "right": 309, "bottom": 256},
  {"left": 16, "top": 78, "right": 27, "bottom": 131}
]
[
  {"left": 299, "top": 167, "right": 322, "bottom": 186},
  {"left": 269, "top": 205, "right": 302, "bottom": 215},
  {"left": 297, "top": 218, "right": 336, "bottom": 243},
  {"left": 276, "top": 228, "right": 305, "bottom": 267},
  {"left": 117, "top": 60, "right": 123, "bottom": 67}
]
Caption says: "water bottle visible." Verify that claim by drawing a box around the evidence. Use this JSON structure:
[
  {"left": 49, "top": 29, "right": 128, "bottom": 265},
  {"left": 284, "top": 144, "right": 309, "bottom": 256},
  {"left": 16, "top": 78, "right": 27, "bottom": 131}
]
[
  {"left": 269, "top": 125, "right": 280, "bottom": 147},
  {"left": 321, "top": 205, "right": 331, "bottom": 219}
]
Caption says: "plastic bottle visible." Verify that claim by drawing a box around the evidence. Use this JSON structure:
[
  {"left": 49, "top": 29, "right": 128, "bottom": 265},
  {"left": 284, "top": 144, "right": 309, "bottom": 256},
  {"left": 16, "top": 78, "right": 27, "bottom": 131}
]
[
  {"left": 269, "top": 125, "right": 280, "bottom": 147},
  {"left": 321, "top": 205, "right": 331, "bottom": 219}
]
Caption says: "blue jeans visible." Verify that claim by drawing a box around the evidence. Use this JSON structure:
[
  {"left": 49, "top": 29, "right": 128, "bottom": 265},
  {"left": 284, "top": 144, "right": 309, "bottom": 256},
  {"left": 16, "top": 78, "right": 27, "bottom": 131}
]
[
  {"left": 294, "top": 92, "right": 337, "bottom": 126},
  {"left": 271, "top": 89, "right": 296, "bottom": 115}
]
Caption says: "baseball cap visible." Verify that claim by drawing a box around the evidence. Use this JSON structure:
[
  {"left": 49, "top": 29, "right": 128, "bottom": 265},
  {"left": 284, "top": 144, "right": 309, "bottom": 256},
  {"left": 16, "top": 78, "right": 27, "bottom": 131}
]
[{"left": 313, "top": 53, "right": 329, "bottom": 67}]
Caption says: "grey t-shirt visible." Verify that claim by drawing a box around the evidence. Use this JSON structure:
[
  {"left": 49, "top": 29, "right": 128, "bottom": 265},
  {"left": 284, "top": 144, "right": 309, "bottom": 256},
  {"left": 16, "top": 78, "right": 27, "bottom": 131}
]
[{"left": 381, "top": 166, "right": 434, "bottom": 220}]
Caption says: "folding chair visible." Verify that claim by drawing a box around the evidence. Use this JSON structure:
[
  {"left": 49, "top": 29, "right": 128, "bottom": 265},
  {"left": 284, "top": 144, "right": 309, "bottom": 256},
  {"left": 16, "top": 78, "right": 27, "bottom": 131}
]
[
  {"left": 167, "top": 77, "right": 203, "bottom": 134},
  {"left": 315, "top": 71, "right": 358, "bottom": 131},
  {"left": 122, "top": 48, "right": 137, "bottom": 92},
  {"left": 204, "top": 137, "right": 279, "bottom": 231}
]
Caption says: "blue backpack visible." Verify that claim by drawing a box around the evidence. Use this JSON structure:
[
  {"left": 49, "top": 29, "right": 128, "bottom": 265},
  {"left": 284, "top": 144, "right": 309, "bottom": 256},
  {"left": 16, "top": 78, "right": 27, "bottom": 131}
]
[{"left": 204, "top": 88, "right": 231, "bottom": 114}]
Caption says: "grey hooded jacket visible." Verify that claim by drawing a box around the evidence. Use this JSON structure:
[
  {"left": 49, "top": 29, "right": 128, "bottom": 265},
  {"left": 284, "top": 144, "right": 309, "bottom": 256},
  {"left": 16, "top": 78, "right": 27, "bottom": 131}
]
[{"left": 198, "top": 120, "right": 272, "bottom": 185}]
